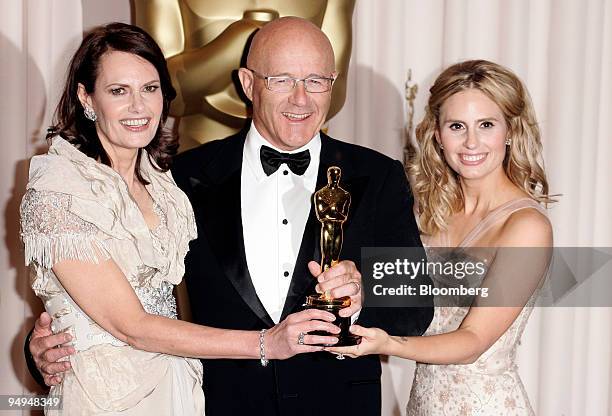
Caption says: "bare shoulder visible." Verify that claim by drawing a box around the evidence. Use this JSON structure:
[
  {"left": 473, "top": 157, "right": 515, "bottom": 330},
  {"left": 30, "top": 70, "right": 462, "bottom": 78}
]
[{"left": 497, "top": 206, "right": 552, "bottom": 247}]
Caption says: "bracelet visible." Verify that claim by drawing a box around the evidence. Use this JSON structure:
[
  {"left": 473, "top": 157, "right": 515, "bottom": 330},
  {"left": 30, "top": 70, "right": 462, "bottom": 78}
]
[{"left": 259, "top": 329, "right": 269, "bottom": 367}]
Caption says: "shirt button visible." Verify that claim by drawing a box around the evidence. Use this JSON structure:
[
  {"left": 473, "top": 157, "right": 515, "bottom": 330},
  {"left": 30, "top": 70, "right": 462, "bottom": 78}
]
[
  {"left": 283, "top": 271, "right": 289, "bottom": 277},
  {"left": 283, "top": 170, "right": 289, "bottom": 175},
  {"left": 282, "top": 219, "right": 288, "bottom": 225}
]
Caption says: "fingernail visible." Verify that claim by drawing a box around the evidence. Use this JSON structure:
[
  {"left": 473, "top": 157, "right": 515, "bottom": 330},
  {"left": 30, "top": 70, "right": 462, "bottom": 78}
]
[{"left": 317, "top": 276, "right": 324, "bottom": 282}]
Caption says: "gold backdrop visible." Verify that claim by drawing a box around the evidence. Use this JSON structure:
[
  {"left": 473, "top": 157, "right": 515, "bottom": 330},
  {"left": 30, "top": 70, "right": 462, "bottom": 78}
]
[{"left": 133, "top": 0, "right": 356, "bottom": 150}]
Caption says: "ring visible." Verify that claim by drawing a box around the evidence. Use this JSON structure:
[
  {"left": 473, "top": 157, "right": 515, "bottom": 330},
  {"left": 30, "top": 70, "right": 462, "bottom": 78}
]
[
  {"left": 336, "top": 353, "right": 345, "bottom": 360},
  {"left": 297, "top": 332, "right": 305, "bottom": 345},
  {"left": 352, "top": 281, "right": 360, "bottom": 294}
]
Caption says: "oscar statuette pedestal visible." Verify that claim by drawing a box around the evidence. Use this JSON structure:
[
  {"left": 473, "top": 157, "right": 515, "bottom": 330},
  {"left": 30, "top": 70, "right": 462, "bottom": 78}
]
[{"left": 305, "top": 294, "right": 361, "bottom": 347}]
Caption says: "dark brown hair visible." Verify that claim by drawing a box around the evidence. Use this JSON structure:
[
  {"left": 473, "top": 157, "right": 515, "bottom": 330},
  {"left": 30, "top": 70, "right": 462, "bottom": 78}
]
[{"left": 48, "top": 22, "right": 177, "bottom": 183}]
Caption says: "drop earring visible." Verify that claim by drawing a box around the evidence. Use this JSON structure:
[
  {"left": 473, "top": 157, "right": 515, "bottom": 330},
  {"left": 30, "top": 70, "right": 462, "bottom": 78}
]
[{"left": 84, "top": 106, "right": 97, "bottom": 122}]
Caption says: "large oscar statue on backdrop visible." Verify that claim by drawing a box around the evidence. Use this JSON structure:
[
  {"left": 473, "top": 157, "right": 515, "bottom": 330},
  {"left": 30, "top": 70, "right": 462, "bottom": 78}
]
[{"left": 133, "top": 0, "right": 355, "bottom": 150}]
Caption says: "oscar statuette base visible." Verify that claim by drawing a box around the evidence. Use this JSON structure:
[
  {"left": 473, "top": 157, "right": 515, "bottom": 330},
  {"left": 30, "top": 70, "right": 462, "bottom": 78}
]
[{"left": 305, "top": 295, "right": 361, "bottom": 347}]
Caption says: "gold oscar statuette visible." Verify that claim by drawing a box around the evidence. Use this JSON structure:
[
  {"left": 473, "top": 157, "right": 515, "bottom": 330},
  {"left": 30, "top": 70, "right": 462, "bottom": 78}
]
[{"left": 306, "top": 166, "right": 360, "bottom": 346}]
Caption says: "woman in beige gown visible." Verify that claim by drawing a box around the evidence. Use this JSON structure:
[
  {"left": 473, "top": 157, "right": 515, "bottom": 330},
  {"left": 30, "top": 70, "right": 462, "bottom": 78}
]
[
  {"left": 329, "top": 60, "right": 556, "bottom": 415},
  {"left": 20, "top": 23, "right": 338, "bottom": 415}
]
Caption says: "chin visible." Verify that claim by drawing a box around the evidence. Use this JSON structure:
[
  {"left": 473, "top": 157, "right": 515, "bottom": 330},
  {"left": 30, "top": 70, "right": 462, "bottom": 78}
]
[
  {"left": 274, "top": 135, "right": 310, "bottom": 150},
  {"left": 458, "top": 168, "right": 496, "bottom": 181},
  {"left": 123, "top": 135, "right": 156, "bottom": 149},
  {"left": 129, "top": 131, "right": 154, "bottom": 139},
  {"left": 287, "top": 128, "right": 318, "bottom": 145}
]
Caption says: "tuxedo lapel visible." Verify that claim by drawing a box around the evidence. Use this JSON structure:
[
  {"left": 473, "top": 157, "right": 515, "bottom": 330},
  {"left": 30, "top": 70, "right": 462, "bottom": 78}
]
[
  {"left": 195, "top": 133, "right": 274, "bottom": 327},
  {"left": 280, "top": 134, "right": 369, "bottom": 319}
]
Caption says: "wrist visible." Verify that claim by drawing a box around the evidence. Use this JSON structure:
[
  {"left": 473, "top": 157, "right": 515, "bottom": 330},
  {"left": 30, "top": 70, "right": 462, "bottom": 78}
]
[{"left": 384, "top": 335, "right": 403, "bottom": 356}]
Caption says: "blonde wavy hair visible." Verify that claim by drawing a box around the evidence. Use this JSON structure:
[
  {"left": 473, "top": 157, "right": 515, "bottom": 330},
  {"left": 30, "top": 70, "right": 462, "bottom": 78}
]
[{"left": 409, "top": 60, "right": 555, "bottom": 236}]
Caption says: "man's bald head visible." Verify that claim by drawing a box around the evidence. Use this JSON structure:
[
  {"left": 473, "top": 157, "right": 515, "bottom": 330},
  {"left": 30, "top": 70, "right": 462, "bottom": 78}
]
[
  {"left": 246, "top": 17, "right": 335, "bottom": 74},
  {"left": 238, "top": 16, "right": 337, "bottom": 151}
]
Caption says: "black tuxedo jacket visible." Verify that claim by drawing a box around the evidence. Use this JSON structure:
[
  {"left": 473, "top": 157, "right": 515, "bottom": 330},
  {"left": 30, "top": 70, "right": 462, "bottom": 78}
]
[{"left": 171, "top": 127, "right": 433, "bottom": 416}]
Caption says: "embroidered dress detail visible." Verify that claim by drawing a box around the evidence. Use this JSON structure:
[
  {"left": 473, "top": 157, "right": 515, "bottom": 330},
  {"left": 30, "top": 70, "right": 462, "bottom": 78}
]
[{"left": 21, "top": 190, "right": 110, "bottom": 270}]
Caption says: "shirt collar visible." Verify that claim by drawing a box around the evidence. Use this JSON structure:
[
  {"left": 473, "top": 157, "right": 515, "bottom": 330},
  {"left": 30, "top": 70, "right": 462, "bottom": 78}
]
[{"left": 243, "top": 123, "right": 321, "bottom": 181}]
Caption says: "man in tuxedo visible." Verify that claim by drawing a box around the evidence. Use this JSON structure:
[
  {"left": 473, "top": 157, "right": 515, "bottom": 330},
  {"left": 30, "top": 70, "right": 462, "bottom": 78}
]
[{"left": 27, "top": 16, "right": 432, "bottom": 415}]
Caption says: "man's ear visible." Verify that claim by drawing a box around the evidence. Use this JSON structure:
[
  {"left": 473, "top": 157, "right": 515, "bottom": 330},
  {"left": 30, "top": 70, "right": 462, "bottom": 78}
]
[
  {"left": 77, "top": 83, "right": 93, "bottom": 110},
  {"left": 237, "top": 68, "right": 254, "bottom": 101}
]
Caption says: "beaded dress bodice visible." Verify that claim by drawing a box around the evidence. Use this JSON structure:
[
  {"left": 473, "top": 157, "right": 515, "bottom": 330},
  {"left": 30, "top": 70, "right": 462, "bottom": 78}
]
[{"left": 21, "top": 188, "right": 182, "bottom": 351}]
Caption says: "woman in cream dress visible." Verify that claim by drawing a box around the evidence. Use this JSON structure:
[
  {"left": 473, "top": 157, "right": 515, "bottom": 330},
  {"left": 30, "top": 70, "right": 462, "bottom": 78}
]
[
  {"left": 329, "top": 60, "right": 555, "bottom": 415},
  {"left": 20, "top": 23, "right": 338, "bottom": 415}
]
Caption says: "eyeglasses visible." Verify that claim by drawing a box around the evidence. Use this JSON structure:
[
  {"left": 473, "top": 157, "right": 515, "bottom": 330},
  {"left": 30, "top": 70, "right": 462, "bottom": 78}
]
[{"left": 248, "top": 69, "right": 335, "bottom": 93}]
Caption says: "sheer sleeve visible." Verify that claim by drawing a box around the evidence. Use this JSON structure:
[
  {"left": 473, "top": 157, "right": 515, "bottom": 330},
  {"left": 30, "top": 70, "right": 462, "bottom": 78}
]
[{"left": 20, "top": 189, "right": 110, "bottom": 269}]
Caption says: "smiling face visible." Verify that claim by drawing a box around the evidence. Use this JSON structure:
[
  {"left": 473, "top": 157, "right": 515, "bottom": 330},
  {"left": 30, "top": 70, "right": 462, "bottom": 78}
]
[
  {"left": 77, "top": 50, "right": 163, "bottom": 157},
  {"left": 436, "top": 88, "right": 509, "bottom": 182},
  {"left": 238, "top": 18, "right": 336, "bottom": 151}
]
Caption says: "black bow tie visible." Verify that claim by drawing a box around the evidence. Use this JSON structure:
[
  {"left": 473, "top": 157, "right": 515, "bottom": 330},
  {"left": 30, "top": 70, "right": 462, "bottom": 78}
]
[{"left": 260, "top": 145, "right": 311, "bottom": 176}]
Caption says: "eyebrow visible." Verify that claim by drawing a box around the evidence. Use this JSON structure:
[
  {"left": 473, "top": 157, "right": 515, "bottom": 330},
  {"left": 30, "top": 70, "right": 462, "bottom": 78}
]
[
  {"left": 443, "top": 116, "right": 502, "bottom": 124},
  {"left": 267, "top": 73, "right": 330, "bottom": 78},
  {"left": 103, "top": 79, "right": 160, "bottom": 88}
]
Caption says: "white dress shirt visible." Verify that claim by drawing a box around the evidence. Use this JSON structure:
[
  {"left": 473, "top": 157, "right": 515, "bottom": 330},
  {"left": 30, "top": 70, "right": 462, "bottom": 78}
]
[{"left": 241, "top": 125, "right": 321, "bottom": 323}]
